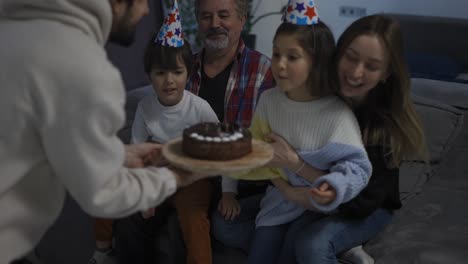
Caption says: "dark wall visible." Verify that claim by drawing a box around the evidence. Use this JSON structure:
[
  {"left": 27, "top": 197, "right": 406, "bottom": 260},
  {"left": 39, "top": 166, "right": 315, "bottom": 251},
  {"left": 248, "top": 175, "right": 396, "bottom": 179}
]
[{"left": 106, "top": 0, "right": 163, "bottom": 91}]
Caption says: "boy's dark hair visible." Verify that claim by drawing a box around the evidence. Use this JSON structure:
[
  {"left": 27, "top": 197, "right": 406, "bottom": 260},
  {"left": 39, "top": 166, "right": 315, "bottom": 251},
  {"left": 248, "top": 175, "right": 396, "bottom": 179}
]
[
  {"left": 273, "top": 21, "right": 338, "bottom": 97},
  {"left": 112, "top": 0, "right": 135, "bottom": 7},
  {"left": 143, "top": 36, "right": 193, "bottom": 75}
]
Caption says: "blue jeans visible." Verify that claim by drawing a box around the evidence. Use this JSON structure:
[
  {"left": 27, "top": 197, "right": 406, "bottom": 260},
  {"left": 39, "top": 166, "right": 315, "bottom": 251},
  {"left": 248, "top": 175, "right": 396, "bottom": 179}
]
[
  {"left": 277, "top": 208, "right": 393, "bottom": 264},
  {"left": 210, "top": 194, "right": 262, "bottom": 253},
  {"left": 212, "top": 194, "right": 290, "bottom": 264},
  {"left": 247, "top": 224, "right": 289, "bottom": 264}
]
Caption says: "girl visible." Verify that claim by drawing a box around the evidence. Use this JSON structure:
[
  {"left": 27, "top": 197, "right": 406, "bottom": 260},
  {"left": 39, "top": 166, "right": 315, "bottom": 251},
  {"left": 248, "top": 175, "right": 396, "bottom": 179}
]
[
  {"left": 214, "top": 1, "right": 373, "bottom": 263},
  {"left": 273, "top": 15, "right": 428, "bottom": 263}
]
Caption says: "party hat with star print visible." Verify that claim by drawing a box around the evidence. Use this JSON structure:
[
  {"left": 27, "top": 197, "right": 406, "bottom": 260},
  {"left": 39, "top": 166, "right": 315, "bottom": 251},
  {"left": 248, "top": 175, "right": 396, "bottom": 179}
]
[
  {"left": 155, "top": 0, "right": 184, "bottom": 47},
  {"left": 283, "top": 0, "right": 320, "bottom": 25}
]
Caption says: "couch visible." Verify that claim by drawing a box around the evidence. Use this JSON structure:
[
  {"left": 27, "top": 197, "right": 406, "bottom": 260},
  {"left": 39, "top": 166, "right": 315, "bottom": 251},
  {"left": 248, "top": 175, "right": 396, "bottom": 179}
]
[
  {"left": 359, "top": 14, "right": 468, "bottom": 263},
  {"left": 115, "top": 77, "right": 468, "bottom": 264},
  {"left": 30, "top": 80, "right": 468, "bottom": 264},
  {"left": 364, "top": 78, "right": 468, "bottom": 263},
  {"left": 389, "top": 13, "right": 468, "bottom": 83},
  {"left": 30, "top": 13, "right": 468, "bottom": 264},
  {"left": 116, "top": 13, "right": 468, "bottom": 264}
]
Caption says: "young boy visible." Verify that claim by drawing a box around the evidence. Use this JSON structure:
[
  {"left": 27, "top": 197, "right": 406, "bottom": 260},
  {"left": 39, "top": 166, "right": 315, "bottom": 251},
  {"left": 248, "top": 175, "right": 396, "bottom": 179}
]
[{"left": 119, "top": 1, "right": 218, "bottom": 263}]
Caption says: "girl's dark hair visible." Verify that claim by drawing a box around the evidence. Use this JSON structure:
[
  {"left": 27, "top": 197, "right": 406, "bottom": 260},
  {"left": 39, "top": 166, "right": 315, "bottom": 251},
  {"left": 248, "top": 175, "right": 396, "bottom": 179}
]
[
  {"left": 273, "top": 21, "right": 338, "bottom": 97},
  {"left": 143, "top": 36, "right": 193, "bottom": 75}
]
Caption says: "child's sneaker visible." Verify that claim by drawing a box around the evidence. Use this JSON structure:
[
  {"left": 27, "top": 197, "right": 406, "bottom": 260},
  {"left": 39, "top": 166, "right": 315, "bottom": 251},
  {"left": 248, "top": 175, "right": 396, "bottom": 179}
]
[
  {"left": 87, "top": 249, "right": 117, "bottom": 264},
  {"left": 339, "top": 245, "right": 375, "bottom": 264}
]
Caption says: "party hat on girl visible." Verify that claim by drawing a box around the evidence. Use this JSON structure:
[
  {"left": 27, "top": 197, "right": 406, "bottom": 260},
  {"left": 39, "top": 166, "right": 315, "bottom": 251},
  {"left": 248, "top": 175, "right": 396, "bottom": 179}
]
[{"left": 283, "top": 0, "right": 320, "bottom": 25}]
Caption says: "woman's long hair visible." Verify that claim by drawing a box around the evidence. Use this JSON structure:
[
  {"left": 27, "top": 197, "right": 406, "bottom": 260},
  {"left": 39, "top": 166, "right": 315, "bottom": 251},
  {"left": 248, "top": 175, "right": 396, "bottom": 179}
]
[{"left": 336, "top": 15, "right": 428, "bottom": 167}]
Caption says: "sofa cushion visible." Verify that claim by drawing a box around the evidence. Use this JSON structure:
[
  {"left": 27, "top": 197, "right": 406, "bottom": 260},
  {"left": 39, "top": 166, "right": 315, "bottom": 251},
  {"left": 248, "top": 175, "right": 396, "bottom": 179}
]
[
  {"left": 407, "top": 54, "right": 462, "bottom": 81},
  {"left": 365, "top": 177, "right": 468, "bottom": 264},
  {"left": 412, "top": 78, "right": 468, "bottom": 109},
  {"left": 411, "top": 94, "right": 464, "bottom": 164},
  {"left": 398, "top": 162, "right": 430, "bottom": 203},
  {"left": 399, "top": 95, "right": 464, "bottom": 205}
]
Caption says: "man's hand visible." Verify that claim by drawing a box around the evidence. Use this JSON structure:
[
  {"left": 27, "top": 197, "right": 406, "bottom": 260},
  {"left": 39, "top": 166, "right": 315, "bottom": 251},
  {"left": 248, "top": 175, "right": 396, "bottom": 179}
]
[
  {"left": 126, "top": 143, "right": 216, "bottom": 188},
  {"left": 143, "top": 148, "right": 169, "bottom": 167},
  {"left": 309, "top": 182, "right": 337, "bottom": 205},
  {"left": 124, "top": 143, "right": 163, "bottom": 168},
  {"left": 141, "top": 207, "right": 155, "bottom": 219},
  {"left": 170, "top": 167, "right": 214, "bottom": 188},
  {"left": 217, "top": 192, "right": 241, "bottom": 221}
]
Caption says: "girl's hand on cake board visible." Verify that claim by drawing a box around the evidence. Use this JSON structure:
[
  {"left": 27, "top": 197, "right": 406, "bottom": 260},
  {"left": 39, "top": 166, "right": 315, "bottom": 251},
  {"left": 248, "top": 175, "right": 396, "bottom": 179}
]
[
  {"left": 218, "top": 192, "right": 241, "bottom": 221},
  {"left": 264, "top": 132, "right": 301, "bottom": 171},
  {"left": 266, "top": 132, "right": 326, "bottom": 183}
]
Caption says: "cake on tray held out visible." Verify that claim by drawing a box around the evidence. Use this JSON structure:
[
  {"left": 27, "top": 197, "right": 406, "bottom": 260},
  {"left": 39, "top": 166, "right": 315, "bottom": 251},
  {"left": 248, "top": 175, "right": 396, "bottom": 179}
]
[{"left": 182, "top": 122, "right": 252, "bottom": 161}]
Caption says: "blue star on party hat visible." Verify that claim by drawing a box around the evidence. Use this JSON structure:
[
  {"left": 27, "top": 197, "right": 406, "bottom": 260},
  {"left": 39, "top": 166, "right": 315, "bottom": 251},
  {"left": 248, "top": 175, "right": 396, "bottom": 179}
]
[
  {"left": 155, "top": 0, "right": 184, "bottom": 47},
  {"left": 283, "top": 0, "right": 320, "bottom": 25}
]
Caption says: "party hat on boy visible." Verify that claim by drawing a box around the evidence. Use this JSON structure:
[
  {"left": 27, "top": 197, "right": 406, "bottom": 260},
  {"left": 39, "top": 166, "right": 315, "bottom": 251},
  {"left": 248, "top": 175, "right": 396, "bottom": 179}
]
[
  {"left": 283, "top": 0, "right": 320, "bottom": 25},
  {"left": 155, "top": 0, "right": 184, "bottom": 47}
]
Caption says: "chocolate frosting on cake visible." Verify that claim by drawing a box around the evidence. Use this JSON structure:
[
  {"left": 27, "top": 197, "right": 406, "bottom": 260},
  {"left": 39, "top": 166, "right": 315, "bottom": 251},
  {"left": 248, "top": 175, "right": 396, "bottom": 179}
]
[{"left": 182, "top": 122, "right": 252, "bottom": 160}]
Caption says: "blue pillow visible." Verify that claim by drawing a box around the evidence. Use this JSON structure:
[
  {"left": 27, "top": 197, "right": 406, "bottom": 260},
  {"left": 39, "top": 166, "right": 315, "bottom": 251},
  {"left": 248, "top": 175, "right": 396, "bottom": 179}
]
[{"left": 406, "top": 53, "right": 462, "bottom": 81}]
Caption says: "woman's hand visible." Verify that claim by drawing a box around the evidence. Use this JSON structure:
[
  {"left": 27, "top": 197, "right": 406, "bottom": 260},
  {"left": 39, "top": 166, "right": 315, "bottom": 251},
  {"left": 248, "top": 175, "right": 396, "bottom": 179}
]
[
  {"left": 271, "top": 178, "right": 316, "bottom": 210},
  {"left": 272, "top": 179, "right": 336, "bottom": 209},
  {"left": 309, "top": 182, "right": 337, "bottom": 205},
  {"left": 217, "top": 192, "right": 241, "bottom": 221},
  {"left": 265, "top": 132, "right": 302, "bottom": 171}
]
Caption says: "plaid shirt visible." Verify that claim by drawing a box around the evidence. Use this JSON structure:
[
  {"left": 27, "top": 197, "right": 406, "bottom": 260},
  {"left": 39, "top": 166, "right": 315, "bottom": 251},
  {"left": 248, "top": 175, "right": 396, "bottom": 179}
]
[{"left": 186, "top": 39, "right": 275, "bottom": 128}]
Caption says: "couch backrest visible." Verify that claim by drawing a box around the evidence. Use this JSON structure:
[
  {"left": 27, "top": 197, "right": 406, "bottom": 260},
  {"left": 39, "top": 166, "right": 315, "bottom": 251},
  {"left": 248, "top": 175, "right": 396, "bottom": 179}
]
[
  {"left": 400, "top": 80, "right": 466, "bottom": 200},
  {"left": 412, "top": 78, "right": 468, "bottom": 110},
  {"left": 411, "top": 94, "right": 464, "bottom": 164},
  {"left": 389, "top": 14, "right": 468, "bottom": 71},
  {"left": 118, "top": 85, "right": 154, "bottom": 144},
  {"left": 411, "top": 78, "right": 467, "bottom": 164}
]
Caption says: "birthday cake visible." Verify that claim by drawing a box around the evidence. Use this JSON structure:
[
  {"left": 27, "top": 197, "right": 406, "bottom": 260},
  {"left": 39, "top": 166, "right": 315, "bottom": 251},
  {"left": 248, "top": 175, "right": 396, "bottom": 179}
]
[{"left": 182, "top": 122, "right": 252, "bottom": 160}]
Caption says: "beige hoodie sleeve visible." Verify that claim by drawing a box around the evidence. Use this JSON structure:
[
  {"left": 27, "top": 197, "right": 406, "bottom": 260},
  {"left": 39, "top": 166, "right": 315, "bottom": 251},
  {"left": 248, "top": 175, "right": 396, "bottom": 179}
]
[{"left": 35, "top": 43, "right": 177, "bottom": 218}]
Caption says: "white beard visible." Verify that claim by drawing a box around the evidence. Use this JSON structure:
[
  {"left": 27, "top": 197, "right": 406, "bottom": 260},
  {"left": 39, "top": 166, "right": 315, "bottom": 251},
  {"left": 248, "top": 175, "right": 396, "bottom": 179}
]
[{"left": 204, "top": 36, "right": 229, "bottom": 50}]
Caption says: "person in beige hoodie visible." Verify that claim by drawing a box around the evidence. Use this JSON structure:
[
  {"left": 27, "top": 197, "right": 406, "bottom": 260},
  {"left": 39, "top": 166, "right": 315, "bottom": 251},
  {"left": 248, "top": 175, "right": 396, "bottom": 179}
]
[{"left": 0, "top": 0, "right": 211, "bottom": 262}]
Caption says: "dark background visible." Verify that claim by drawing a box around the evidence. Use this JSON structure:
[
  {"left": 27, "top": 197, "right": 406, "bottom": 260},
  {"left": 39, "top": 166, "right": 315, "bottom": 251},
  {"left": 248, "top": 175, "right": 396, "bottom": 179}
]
[{"left": 105, "top": 0, "right": 163, "bottom": 91}]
